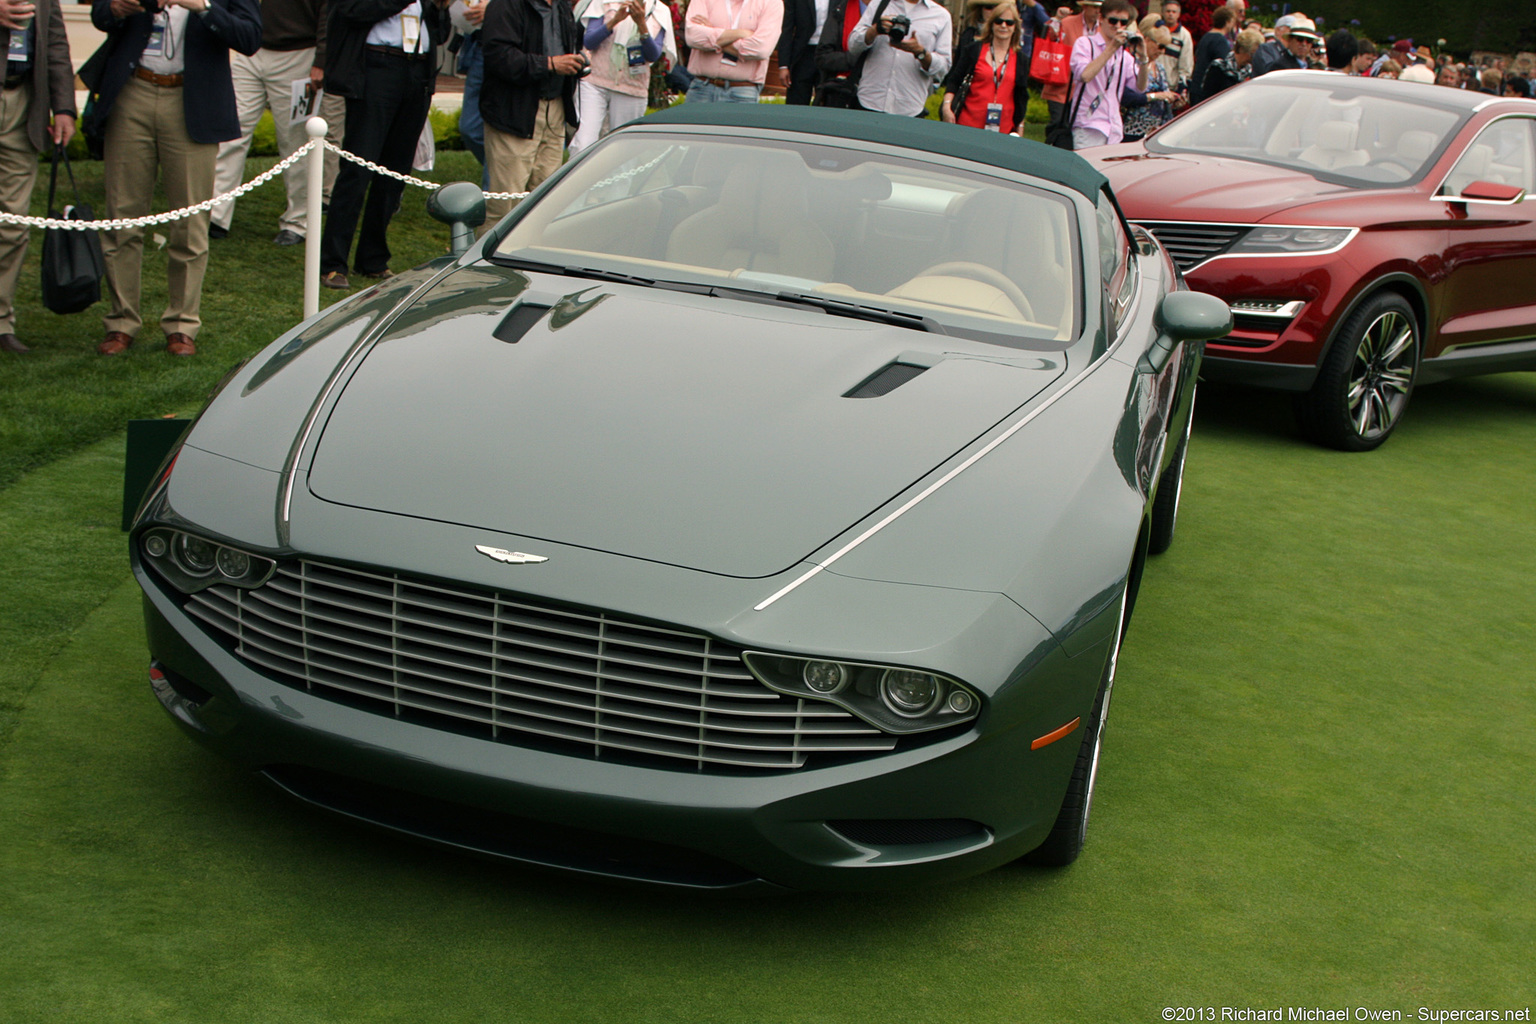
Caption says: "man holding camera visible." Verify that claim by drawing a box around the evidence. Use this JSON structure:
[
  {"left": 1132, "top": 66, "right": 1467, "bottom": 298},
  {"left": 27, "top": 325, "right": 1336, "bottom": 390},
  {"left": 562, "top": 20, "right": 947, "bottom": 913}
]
[
  {"left": 1067, "top": 0, "right": 1146, "bottom": 149},
  {"left": 684, "top": 0, "right": 783, "bottom": 103},
  {"left": 86, "top": 0, "right": 261, "bottom": 357},
  {"left": 481, "top": 0, "right": 583, "bottom": 223},
  {"left": 0, "top": 0, "right": 74, "bottom": 355},
  {"left": 846, "top": 0, "right": 950, "bottom": 116}
]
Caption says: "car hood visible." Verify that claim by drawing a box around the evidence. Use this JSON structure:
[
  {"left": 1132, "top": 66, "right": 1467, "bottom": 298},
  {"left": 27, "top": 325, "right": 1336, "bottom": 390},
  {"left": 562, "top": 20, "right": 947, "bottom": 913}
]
[
  {"left": 306, "top": 267, "right": 1067, "bottom": 579},
  {"left": 1092, "top": 148, "right": 1359, "bottom": 220}
]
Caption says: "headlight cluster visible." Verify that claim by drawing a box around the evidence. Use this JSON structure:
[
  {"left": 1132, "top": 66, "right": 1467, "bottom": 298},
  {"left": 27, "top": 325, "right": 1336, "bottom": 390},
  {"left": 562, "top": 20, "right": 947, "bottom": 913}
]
[
  {"left": 1229, "top": 227, "right": 1352, "bottom": 256},
  {"left": 742, "top": 653, "right": 980, "bottom": 735},
  {"left": 139, "top": 528, "right": 275, "bottom": 594}
]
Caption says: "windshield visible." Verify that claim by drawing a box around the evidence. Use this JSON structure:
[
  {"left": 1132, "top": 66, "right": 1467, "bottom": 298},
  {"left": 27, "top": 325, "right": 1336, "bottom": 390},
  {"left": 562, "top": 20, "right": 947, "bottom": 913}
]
[
  {"left": 1148, "top": 78, "right": 1466, "bottom": 186},
  {"left": 493, "top": 133, "right": 1080, "bottom": 344}
]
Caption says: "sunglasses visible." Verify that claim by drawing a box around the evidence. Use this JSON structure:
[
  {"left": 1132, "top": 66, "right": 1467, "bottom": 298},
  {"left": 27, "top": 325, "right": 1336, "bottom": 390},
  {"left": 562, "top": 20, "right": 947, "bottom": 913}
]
[
  {"left": 994, "top": 18, "right": 1017, "bottom": 25},
  {"left": 1104, "top": 16, "right": 1130, "bottom": 25}
]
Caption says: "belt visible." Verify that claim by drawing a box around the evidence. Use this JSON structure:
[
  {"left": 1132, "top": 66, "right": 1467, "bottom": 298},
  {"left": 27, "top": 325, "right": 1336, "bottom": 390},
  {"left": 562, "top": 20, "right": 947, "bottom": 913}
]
[
  {"left": 696, "top": 76, "right": 754, "bottom": 89},
  {"left": 134, "top": 67, "right": 184, "bottom": 87},
  {"left": 366, "top": 44, "right": 431, "bottom": 60},
  {"left": 4, "top": 73, "right": 30, "bottom": 90}
]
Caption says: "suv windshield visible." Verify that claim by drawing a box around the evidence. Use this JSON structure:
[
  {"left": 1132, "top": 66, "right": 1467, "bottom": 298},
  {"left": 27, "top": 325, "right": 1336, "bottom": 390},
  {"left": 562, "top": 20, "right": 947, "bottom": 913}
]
[
  {"left": 1148, "top": 78, "right": 1465, "bottom": 186},
  {"left": 493, "top": 133, "right": 1080, "bottom": 344}
]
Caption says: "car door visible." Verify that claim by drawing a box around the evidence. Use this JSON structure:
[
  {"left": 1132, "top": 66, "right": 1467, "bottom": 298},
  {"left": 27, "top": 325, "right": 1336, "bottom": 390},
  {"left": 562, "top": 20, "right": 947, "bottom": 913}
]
[{"left": 1432, "top": 115, "right": 1536, "bottom": 356}]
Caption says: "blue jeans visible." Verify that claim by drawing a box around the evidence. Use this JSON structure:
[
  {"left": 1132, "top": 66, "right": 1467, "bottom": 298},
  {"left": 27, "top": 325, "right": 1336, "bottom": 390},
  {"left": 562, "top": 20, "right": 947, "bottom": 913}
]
[
  {"left": 686, "top": 79, "right": 761, "bottom": 103},
  {"left": 456, "top": 33, "right": 490, "bottom": 188}
]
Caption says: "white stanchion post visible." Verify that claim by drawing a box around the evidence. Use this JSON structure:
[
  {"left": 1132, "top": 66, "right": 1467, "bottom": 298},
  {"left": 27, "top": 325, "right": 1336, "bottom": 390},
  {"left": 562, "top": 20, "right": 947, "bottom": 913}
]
[{"left": 303, "top": 117, "right": 329, "bottom": 319}]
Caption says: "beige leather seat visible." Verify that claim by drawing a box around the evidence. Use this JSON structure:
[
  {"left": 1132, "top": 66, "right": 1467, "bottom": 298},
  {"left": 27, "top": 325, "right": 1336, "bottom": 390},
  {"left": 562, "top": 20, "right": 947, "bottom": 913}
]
[
  {"left": 666, "top": 153, "right": 835, "bottom": 281},
  {"left": 1394, "top": 129, "right": 1439, "bottom": 168},
  {"left": 1297, "top": 121, "right": 1370, "bottom": 171}
]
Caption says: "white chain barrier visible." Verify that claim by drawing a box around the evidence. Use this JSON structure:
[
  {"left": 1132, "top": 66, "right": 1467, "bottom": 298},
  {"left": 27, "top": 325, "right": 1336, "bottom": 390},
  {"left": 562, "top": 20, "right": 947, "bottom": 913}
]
[{"left": 0, "top": 137, "right": 529, "bottom": 232}]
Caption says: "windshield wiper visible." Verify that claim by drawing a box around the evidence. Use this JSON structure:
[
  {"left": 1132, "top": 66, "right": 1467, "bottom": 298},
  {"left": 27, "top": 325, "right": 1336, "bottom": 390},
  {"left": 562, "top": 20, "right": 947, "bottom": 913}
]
[
  {"left": 763, "top": 291, "right": 942, "bottom": 334},
  {"left": 490, "top": 255, "right": 718, "bottom": 296}
]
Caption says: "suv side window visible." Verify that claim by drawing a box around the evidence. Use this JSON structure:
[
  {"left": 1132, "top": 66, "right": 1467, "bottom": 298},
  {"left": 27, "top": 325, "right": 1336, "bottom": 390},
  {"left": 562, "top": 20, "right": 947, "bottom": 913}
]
[{"left": 1443, "top": 118, "right": 1536, "bottom": 197}]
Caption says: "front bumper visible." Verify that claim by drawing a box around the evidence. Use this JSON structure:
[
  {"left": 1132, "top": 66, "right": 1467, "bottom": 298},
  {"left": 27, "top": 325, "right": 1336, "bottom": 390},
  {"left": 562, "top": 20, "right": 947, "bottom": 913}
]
[{"left": 139, "top": 566, "right": 1109, "bottom": 892}]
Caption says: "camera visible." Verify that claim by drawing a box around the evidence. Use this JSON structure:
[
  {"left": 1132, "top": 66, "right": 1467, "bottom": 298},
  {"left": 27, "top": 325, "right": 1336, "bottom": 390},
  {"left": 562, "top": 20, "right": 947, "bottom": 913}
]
[
  {"left": 881, "top": 14, "right": 911, "bottom": 47},
  {"left": 577, "top": 54, "right": 593, "bottom": 77},
  {"left": 1125, "top": 31, "right": 1142, "bottom": 48}
]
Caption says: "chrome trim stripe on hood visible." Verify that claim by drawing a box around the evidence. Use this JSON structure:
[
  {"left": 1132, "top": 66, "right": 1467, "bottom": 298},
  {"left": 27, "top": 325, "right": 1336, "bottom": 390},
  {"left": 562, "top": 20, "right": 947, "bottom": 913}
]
[{"left": 755, "top": 347, "right": 1116, "bottom": 611}]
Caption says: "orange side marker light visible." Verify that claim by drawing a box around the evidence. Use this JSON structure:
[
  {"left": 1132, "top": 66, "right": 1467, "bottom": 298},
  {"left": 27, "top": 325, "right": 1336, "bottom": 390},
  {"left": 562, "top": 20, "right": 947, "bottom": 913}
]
[{"left": 1031, "top": 717, "right": 1081, "bottom": 750}]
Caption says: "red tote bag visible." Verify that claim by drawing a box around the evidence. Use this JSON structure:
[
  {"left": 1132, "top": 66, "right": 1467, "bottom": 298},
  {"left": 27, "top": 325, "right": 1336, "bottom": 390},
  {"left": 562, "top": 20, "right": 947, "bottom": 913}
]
[{"left": 1030, "top": 34, "right": 1071, "bottom": 85}]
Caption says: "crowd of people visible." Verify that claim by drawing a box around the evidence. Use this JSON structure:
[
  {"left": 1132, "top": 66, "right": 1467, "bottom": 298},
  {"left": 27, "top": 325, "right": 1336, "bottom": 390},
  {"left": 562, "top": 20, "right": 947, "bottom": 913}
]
[{"left": 0, "top": 0, "right": 1529, "bottom": 357}]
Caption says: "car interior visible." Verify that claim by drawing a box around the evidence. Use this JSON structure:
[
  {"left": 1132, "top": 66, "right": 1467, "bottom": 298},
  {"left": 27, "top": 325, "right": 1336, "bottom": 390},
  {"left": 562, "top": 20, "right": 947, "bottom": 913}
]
[{"left": 499, "top": 138, "right": 1081, "bottom": 343}]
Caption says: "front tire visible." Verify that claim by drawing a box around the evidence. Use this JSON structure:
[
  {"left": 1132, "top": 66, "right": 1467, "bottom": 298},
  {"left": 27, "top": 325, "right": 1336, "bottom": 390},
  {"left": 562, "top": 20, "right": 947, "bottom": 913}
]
[
  {"left": 1295, "top": 293, "right": 1419, "bottom": 452},
  {"left": 1024, "top": 588, "right": 1126, "bottom": 867},
  {"left": 1147, "top": 385, "right": 1195, "bottom": 556}
]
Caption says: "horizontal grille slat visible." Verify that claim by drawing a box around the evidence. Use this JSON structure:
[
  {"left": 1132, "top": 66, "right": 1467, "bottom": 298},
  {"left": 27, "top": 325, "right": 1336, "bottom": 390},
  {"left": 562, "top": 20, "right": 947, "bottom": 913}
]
[
  {"left": 1136, "top": 221, "right": 1249, "bottom": 272},
  {"left": 185, "top": 560, "right": 897, "bottom": 772}
]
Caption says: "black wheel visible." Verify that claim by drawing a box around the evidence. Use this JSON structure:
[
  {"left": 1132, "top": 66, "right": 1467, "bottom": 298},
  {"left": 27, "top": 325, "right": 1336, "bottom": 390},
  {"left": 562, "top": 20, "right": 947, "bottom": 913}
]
[
  {"left": 1295, "top": 293, "right": 1419, "bottom": 452},
  {"left": 1024, "top": 590, "right": 1124, "bottom": 868},
  {"left": 1147, "top": 385, "right": 1195, "bottom": 556}
]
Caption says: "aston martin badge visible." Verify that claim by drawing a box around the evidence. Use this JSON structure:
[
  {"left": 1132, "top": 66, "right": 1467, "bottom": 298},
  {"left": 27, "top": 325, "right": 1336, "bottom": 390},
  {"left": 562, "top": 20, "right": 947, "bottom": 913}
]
[{"left": 475, "top": 545, "right": 548, "bottom": 564}]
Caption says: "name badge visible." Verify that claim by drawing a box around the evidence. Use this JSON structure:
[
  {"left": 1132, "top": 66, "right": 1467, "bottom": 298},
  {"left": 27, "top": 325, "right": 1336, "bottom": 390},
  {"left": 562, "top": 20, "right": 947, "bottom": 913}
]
[
  {"left": 401, "top": 13, "right": 422, "bottom": 52},
  {"left": 144, "top": 19, "right": 167, "bottom": 58},
  {"left": 626, "top": 41, "right": 645, "bottom": 67},
  {"left": 984, "top": 102, "right": 1003, "bottom": 130},
  {"left": 7, "top": 25, "right": 27, "bottom": 63}
]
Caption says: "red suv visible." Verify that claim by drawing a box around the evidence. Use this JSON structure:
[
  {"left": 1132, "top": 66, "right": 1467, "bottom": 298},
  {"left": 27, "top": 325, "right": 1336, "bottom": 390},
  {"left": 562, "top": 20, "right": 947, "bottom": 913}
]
[{"left": 1088, "top": 72, "right": 1536, "bottom": 450}]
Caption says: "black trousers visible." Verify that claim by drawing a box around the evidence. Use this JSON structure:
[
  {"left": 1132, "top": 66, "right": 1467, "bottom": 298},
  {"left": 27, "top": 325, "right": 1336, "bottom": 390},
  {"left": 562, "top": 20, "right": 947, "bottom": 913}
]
[
  {"left": 321, "top": 52, "right": 434, "bottom": 276},
  {"left": 1044, "top": 98, "right": 1073, "bottom": 149},
  {"left": 784, "top": 49, "right": 819, "bottom": 105}
]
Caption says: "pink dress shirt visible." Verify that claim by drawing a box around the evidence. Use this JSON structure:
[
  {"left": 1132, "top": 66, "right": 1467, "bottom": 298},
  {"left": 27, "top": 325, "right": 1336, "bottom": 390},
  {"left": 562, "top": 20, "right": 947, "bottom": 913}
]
[{"left": 684, "top": 0, "right": 785, "bottom": 85}]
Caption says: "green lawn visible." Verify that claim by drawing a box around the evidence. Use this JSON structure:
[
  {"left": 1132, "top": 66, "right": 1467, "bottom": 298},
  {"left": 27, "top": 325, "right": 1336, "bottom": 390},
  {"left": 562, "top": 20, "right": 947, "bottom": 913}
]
[{"left": 0, "top": 150, "right": 1532, "bottom": 1023}]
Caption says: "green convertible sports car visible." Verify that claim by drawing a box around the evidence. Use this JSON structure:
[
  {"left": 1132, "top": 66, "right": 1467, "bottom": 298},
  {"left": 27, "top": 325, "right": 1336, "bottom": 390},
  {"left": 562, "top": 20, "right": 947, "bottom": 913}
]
[{"left": 130, "top": 104, "right": 1230, "bottom": 892}]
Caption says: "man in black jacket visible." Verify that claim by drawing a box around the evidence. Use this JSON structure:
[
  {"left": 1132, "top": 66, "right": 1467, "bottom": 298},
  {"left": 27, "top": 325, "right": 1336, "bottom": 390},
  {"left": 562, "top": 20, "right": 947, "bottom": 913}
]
[
  {"left": 88, "top": 0, "right": 261, "bottom": 357},
  {"left": 0, "top": 0, "right": 76, "bottom": 355},
  {"left": 776, "top": 0, "right": 825, "bottom": 104},
  {"left": 480, "top": 0, "right": 582, "bottom": 224},
  {"left": 319, "top": 0, "right": 448, "bottom": 289}
]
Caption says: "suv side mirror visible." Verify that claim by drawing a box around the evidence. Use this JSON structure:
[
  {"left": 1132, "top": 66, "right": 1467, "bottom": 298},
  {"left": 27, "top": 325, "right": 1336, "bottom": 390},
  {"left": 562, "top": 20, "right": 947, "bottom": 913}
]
[{"left": 427, "top": 182, "right": 488, "bottom": 255}]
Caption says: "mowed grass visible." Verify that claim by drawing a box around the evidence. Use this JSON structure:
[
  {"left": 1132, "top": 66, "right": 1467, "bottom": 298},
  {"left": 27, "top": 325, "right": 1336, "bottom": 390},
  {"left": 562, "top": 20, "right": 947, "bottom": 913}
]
[{"left": 1, "top": 147, "right": 1533, "bottom": 1022}]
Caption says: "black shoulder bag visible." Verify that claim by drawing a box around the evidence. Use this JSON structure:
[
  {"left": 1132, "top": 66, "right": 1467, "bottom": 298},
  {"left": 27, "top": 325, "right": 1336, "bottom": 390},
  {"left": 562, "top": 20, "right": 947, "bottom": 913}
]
[{"left": 40, "top": 146, "right": 107, "bottom": 316}]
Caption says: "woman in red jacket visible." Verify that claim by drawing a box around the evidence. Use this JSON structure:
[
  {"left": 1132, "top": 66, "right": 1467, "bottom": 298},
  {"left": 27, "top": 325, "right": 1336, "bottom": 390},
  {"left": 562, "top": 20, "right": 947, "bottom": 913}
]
[{"left": 940, "top": 2, "right": 1029, "bottom": 133}]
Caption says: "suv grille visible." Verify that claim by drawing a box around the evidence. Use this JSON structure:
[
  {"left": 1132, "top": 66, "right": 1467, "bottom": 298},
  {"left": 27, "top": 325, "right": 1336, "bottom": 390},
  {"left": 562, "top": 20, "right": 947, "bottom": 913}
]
[
  {"left": 186, "top": 560, "right": 896, "bottom": 772},
  {"left": 1137, "top": 221, "right": 1249, "bottom": 272}
]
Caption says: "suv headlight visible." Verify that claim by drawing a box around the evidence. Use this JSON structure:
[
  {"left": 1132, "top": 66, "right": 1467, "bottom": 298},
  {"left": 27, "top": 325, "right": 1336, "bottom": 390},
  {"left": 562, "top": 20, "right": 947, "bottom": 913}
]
[
  {"left": 742, "top": 653, "right": 981, "bottom": 735},
  {"left": 139, "top": 528, "right": 275, "bottom": 594},
  {"left": 1229, "top": 227, "right": 1353, "bottom": 255}
]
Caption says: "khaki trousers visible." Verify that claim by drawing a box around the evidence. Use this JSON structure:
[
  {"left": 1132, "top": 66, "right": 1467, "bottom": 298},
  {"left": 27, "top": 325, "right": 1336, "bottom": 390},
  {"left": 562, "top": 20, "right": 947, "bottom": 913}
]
[
  {"left": 102, "top": 77, "right": 217, "bottom": 340},
  {"left": 212, "top": 45, "right": 319, "bottom": 234},
  {"left": 0, "top": 81, "right": 41, "bottom": 336},
  {"left": 484, "top": 98, "right": 567, "bottom": 224}
]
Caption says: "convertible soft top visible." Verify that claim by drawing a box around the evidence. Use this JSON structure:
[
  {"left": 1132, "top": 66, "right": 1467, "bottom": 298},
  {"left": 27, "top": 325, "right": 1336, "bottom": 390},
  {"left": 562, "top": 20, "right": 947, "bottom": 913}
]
[{"left": 636, "top": 103, "right": 1111, "bottom": 202}]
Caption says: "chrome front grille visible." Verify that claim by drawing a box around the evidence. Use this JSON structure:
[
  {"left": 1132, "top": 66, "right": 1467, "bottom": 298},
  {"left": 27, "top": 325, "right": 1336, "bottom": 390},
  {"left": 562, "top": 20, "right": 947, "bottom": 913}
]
[
  {"left": 185, "top": 561, "right": 896, "bottom": 772},
  {"left": 1137, "top": 221, "right": 1249, "bottom": 272}
]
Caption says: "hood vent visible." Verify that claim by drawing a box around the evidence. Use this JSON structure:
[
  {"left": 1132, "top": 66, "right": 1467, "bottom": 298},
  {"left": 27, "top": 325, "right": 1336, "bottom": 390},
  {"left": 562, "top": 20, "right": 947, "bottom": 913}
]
[
  {"left": 845, "top": 361, "right": 928, "bottom": 398},
  {"left": 493, "top": 302, "right": 553, "bottom": 344}
]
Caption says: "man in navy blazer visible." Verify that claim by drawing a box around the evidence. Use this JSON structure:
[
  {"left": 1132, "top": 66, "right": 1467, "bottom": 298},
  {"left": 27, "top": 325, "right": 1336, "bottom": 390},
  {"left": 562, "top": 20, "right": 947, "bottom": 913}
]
[{"left": 86, "top": 0, "right": 261, "bottom": 357}]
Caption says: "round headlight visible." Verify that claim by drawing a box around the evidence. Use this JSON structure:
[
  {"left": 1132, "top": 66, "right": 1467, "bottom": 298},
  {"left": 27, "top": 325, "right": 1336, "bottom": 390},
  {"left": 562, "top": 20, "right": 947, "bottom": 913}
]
[
  {"left": 143, "top": 532, "right": 169, "bottom": 559},
  {"left": 880, "top": 669, "right": 942, "bottom": 717},
  {"left": 216, "top": 547, "right": 251, "bottom": 579},
  {"left": 947, "top": 689, "right": 975, "bottom": 715},
  {"left": 173, "top": 534, "right": 217, "bottom": 576},
  {"left": 802, "top": 660, "right": 848, "bottom": 694}
]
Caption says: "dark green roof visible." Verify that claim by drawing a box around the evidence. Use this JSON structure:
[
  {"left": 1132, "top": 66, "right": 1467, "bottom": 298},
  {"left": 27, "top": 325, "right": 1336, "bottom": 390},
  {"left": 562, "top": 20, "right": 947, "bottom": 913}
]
[{"left": 637, "top": 103, "right": 1109, "bottom": 201}]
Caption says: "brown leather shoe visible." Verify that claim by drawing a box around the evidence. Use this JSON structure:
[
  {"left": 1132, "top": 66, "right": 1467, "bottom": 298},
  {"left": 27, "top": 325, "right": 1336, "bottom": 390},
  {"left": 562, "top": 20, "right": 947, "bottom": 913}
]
[
  {"left": 0, "top": 333, "right": 29, "bottom": 354},
  {"left": 98, "top": 331, "right": 134, "bottom": 356},
  {"left": 166, "top": 333, "right": 197, "bottom": 357},
  {"left": 357, "top": 268, "right": 394, "bottom": 280},
  {"left": 321, "top": 271, "right": 350, "bottom": 290}
]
